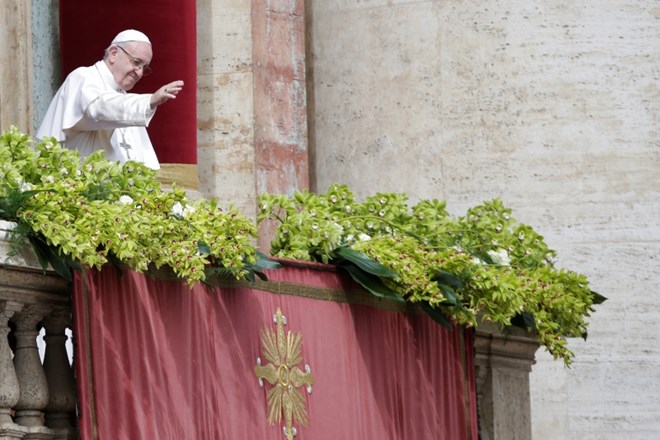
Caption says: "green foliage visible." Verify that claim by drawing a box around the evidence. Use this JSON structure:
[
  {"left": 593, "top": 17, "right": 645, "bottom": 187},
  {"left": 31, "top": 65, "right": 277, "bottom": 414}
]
[
  {"left": 258, "top": 184, "right": 605, "bottom": 365},
  {"left": 0, "top": 126, "right": 258, "bottom": 284}
]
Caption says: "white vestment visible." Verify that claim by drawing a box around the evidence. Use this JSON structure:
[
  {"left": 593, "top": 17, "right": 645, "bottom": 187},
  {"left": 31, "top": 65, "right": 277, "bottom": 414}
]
[{"left": 37, "top": 61, "right": 160, "bottom": 169}]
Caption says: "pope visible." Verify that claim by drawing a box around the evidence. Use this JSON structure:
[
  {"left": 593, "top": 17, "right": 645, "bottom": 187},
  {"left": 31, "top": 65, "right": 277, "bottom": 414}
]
[{"left": 36, "top": 29, "right": 184, "bottom": 170}]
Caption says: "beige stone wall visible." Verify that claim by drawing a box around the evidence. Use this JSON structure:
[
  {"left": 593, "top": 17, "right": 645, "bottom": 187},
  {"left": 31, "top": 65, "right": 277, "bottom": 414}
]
[
  {"left": 307, "top": 1, "right": 660, "bottom": 438},
  {"left": 197, "top": 0, "right": 257, "bottom": 217}
]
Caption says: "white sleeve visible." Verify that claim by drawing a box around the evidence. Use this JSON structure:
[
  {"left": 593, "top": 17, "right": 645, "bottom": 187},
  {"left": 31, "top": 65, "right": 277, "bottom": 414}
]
[{"left": 75, "top": 93, "right": 156, "bottom": 131}]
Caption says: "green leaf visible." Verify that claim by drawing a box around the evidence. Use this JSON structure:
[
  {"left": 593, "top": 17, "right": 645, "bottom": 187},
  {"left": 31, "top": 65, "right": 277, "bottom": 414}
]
[
  {"left": 197, "top": 240, "right": 211, "bottom": 255},
  {"left": 27, "top": 235, "right": 52, "bottom": 272},
  {"left": 0, "top": 189, "right": 46, "bottom": 219},
  {"left": 511, "top": 312, "right": 536, "bottom": 331},
  {"left": 420, "top": 302, "right": 453, "bottom": 329},
  {"left": 438, "top": 284, "right": 459, "bottom": 306},
  {"left": 335, "top": 246, "right": 398, "bottom": 278},
  {"left": 241, "top": 251, "right": 283, "bottom": 282},
  {"left": 590, "top": 290, "right": 607, "bottom": 305},
  {"left": 205, "top": 266, "right": 235, "bottom": 280},
  {"left": 251, "top": 251, "right": 283, "bottom": 271},
  {"left": 28, "top": 235, "right": 72, "bottom": 281},
  {"left": 341, "top": 264, "right": 404, "bottom": 303},
  {"left": 432, "top": 269, "right": 463, "bottom": 289}
]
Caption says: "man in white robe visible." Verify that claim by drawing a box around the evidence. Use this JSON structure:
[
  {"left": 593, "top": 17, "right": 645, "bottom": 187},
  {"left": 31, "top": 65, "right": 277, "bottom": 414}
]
[{"left": 36, "top": 29, "right": 184, "bottom": 170}]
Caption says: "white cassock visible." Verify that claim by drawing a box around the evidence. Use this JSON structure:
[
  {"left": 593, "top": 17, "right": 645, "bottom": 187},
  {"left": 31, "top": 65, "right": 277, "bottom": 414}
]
[{"left": 37, "top": 60, "right": 160, "bottom": 169}]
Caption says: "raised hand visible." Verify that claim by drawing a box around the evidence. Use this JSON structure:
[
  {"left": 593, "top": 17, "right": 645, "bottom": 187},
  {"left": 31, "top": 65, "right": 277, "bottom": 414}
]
[{"left": 150, "top": 80, "right": 184, "bottom": 109}]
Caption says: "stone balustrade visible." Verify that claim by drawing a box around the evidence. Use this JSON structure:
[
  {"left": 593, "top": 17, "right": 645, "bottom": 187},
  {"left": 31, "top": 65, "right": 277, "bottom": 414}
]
[{"left": 1, "top": 222, "right": 77, "bottom": 440}]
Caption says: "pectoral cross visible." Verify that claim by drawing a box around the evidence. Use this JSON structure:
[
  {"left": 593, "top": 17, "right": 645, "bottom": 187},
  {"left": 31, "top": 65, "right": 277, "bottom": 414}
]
[{"left": 118, "top": 129, "right": 133, "bottom": 160}]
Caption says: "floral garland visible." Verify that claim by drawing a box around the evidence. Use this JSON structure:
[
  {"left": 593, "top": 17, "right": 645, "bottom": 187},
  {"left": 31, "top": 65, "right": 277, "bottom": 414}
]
[
  {"left": 0, "top": 127, "right": 604, "bottom": 364},
  {"left": 0, "top": 126, "right": 261, "bottom": 284},
  {"left": 258, "top": 185, "right": 605, "bottom": 365}
]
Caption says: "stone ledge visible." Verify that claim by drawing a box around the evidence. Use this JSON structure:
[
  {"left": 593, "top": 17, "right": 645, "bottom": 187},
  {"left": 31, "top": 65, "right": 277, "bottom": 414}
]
[{"left": 0, "top": 266, "right": 69, "bottom": 306}]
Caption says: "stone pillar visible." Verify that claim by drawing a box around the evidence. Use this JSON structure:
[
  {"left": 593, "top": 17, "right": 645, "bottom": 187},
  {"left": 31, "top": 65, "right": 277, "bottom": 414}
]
[
  {"left": 474, "top": 322, "right": 539, "bottom": 440},
  {"left": 11, "top": 306, "right": 50, "bottom": 432},
  {"left": 0, "top": 301, "right": 27, "bottom": 439},
  {"left": 42, "top": 309, "right": 76, "bottom": 439},
  {"left": 253, "top": 0, "right": 309, "bottom": 249},
  {"left": 30, "top": 0, "right": 60, "bottom": 132},
  {"left": 0, "top": 0, "right": 33, "bottom": 132},
  {"left": 196, "top": 0, "right": 257, "bottom": 217}
]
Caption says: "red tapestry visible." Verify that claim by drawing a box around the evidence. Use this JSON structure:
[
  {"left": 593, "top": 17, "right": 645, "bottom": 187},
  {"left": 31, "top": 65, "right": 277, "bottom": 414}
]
[
  {"left": 73, "top": 264, "right": 478, "bottom": 439},
  {"left": 58, "top": 0, "right": 197, "bottom": 165}
]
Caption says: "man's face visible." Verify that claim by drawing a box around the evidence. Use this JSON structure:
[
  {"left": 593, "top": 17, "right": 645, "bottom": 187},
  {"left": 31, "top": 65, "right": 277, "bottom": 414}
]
[{"left": 107, "top": 42, "right": 153, "bottom": 91}]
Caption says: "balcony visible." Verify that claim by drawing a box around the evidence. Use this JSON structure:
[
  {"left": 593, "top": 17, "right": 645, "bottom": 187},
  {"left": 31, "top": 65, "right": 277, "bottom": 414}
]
[{"left": 1, "top": 220, "right": 539, "bottom": 440}]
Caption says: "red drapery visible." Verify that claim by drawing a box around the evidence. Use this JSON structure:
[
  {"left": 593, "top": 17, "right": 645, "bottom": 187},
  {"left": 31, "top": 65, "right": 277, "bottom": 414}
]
[
  {"left": 58, "top": 0, "right": 197, "bottom": 165},
  {"left": 72, "top": 264, "right": 478, "bottom": 439}
]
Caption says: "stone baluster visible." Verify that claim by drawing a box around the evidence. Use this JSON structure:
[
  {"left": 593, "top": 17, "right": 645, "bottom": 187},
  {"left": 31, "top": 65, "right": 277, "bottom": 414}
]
[
  {"left": 42, "top": 309, "right": 77, "bottom": 440},
  {"left": 11, "top": 304, "right": 51, "bottom": 438},
  {"left": 0, "top": 300, "right": 27, "bottom": 439}
]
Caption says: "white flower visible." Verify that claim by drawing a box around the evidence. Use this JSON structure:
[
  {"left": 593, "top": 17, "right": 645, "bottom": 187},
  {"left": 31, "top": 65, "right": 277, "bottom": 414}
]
[
  {"left": 357, "top": 233, "right": 371, "bottom": 242},
  {"left": 487, "top": 248, "right": 511, "bottom": 266},
  {"left": 171, "top": 201, "right": 195, "bottom": 217},
  {"left": 171, "top": 202, "right": 185, "bottom": 216},
  {"left": 119, "top": 195, "right": 134, "bottom": 205},
  {"left": 18, "top": 180, "right": 33, "bottom": 192}
]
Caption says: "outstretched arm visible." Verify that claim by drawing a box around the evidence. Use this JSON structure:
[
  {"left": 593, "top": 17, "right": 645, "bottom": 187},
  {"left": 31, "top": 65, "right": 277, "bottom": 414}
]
[{"left": 77, "top": 80, "right": 185, "bottom": 131}]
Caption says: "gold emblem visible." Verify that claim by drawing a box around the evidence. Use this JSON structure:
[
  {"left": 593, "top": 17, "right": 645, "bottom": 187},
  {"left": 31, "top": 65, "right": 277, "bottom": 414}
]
[{"left": 255, "top": 308, "right": 314, "bottom": 439}]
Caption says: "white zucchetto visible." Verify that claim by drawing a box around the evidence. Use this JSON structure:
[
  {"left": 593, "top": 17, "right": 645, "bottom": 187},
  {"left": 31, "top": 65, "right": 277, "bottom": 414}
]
[{"left": 111, "top": 29, "right": 151, "bottom": 45}]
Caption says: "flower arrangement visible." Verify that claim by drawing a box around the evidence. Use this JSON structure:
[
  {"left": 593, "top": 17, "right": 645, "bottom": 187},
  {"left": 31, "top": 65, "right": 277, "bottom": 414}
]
[
  {"left": 258, "top": 184, "right": 605, "bottom": 365},
  {"left": 0, "top": 127, "right": 604, "bottom": 365},
  {"left": 0, "top": 126, "right": 270, "bottom": 285}
]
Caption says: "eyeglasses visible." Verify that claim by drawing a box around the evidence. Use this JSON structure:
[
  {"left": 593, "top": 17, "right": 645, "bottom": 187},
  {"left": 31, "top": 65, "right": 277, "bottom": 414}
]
[{"left": 116, "top": 45, "right": 152, "bottom": 76}]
